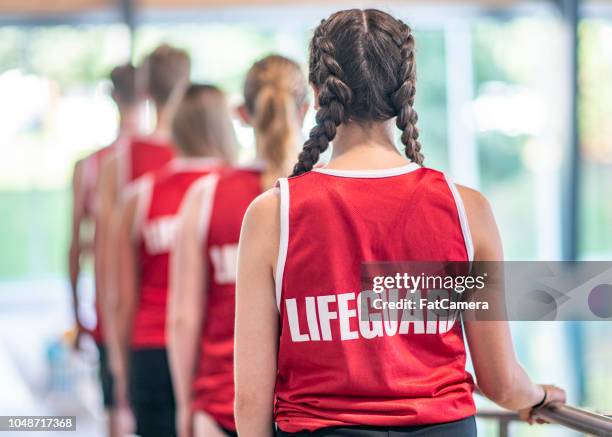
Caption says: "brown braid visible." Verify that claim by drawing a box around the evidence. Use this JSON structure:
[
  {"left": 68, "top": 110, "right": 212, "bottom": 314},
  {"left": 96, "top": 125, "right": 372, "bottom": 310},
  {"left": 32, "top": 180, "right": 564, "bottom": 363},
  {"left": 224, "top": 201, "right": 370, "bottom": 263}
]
[
  {"left": 391, "top": 20, "right": 423, "bottom": 165},
  {"left": 292, "top": 9, "right": 425, "bottom": 176},
  {"left": 291, "top": 20, "right": 352, "bottom": 176}
]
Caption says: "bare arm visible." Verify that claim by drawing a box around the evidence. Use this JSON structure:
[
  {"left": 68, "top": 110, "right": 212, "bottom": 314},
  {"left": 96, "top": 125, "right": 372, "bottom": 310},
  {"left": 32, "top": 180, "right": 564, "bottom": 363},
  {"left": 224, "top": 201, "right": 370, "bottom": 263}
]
[
  {"left": 96, "top": 153, "right": 119, "bottom": 339},
  {"left": 167, "top": 179, "right": 210, "bottom": 437},
  {"left": 234, "top": 189, "right": 280, "bottom": 437},
  {"left": 459, "top": 186, "right": 565, "bottom": 414},
  {"left": 96, "top": 152, "right": 131, "bottom": 404},
  {"left": 68, "top": 160, "right": 86, "bottom": 343},
  {"left": 111, "top": 185, "right": 140, "bottom": 405}
]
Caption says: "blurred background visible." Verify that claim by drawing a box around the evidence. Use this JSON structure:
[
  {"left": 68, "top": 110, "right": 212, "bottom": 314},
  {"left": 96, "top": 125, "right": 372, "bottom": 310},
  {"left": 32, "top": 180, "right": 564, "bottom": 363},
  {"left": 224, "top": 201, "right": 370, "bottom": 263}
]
[{"left": 0, "top": 0, "right": 610, "bottom": 436}]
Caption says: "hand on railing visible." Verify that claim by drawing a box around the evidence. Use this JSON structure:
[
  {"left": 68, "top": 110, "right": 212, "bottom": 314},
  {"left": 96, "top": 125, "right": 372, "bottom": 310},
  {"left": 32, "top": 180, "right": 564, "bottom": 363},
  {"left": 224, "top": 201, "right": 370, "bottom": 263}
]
[
  {"left": 518, "top": 384, "right": 567, "bottom": 424},
  {"left": 535, "top": 403, "right": 612, "bottom": 436}
]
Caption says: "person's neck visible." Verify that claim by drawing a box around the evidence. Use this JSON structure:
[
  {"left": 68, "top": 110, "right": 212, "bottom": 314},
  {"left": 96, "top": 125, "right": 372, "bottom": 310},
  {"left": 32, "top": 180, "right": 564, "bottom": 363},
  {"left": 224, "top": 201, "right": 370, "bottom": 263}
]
[
  {"left": 327, "top": 120, "right": 409, "bottom": 170},
  {"left": 255, "top": 154, "right": 296, "bottom": 191},
  {"left": 118, "top": 107, "right": 140, "bottom": 136},
  {"left": 254, "top": 133, "right": 299, "bottom": 187},
  {"left": 153, "top": 105, "right": 172, "bottom": 139}
]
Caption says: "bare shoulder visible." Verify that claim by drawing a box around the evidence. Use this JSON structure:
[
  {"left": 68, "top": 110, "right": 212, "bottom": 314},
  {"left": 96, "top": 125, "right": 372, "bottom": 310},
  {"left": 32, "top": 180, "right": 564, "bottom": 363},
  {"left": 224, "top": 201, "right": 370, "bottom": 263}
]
[
  {"left": 73, "top": 158, "right": 84, "bottom": 173},
  {"left": 455, "top": 184, "right": 494, "bottom": 223},
  {"left": 72, "top": 159, "right": 85, "bottom": 184},
  {"left": 101, "top": 148, "right": 119, "bottom": 172},
  {"left": 98, "top": 150, "right": 119, "bottom": 191},
  {"left": 237, "top": 187, "right": 281, "bottom": 272},
  {"left": 241, "top": 187, "right": 281, "bottom": 260},
  {"left": 243, "top": 187, "right": 280, "bottom": 232},
  {"left": 455, "top": 184, "right": 503, "bottom": 260}
]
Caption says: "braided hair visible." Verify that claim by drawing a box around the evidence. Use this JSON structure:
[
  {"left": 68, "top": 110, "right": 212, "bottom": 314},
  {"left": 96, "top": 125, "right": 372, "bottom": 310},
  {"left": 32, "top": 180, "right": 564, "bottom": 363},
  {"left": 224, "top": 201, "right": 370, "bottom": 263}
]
[{"left": 291, "top": 9, "right": 423, "bottom": 177}]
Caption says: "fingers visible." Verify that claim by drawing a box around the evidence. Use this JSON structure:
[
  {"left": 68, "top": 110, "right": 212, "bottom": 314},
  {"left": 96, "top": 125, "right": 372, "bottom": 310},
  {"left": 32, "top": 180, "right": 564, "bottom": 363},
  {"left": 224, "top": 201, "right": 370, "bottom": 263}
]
[
  {"left": 519, "top": 384, "right": 567, "bottom": 425},
  {"left": 542, "top": 384, "right": 567, "bottom": 405}
]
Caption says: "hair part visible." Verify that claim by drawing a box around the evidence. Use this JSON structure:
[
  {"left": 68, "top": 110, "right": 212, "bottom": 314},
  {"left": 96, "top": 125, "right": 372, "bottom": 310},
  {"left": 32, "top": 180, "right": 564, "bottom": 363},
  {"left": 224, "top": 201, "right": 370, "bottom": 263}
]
[
  {"left": 291, "top": 9, "right": 423, "bottom": 177},
  {"left": 243, "top": 55, "right": 308, "bottom": 170},
  {"left": 172, "top": 83, "right": 238, "bottom": 163}
]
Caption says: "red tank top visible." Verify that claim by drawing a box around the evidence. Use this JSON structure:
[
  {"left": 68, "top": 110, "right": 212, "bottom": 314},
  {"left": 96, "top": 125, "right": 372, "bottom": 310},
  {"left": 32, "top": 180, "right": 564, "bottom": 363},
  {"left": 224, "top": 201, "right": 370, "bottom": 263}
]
[
  {"left": 119, "top": 135, "right": 175, "bottom": 189},
  {"left": 131, "top": 158, "right": 221, "bottom": 349},
  {"left": 191, "top": 167, "right": 263, "bottom": 431},
  {"left": 274, "top": 163, "right": 476, "bottom": 432}
]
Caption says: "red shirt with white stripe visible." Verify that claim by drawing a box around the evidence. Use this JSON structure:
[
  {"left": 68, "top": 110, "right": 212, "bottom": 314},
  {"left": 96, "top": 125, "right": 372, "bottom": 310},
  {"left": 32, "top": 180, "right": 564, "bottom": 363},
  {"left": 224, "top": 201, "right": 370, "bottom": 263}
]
[
  {"left": 190, "top": 167, "right": 263, "bottom": 431},
  {"left": 130, "top": 157, "right": 221, "bottom": 349},
  {"left": 274, "top": 163, "right": 476, "bottom": 432}
]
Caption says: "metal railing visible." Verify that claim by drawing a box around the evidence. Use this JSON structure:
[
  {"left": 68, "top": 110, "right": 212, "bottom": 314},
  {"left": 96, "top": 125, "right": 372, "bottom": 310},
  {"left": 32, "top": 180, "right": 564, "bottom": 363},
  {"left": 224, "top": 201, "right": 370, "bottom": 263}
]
[{"left": 478, "top": 404, "right": 612, "bottom": 437}]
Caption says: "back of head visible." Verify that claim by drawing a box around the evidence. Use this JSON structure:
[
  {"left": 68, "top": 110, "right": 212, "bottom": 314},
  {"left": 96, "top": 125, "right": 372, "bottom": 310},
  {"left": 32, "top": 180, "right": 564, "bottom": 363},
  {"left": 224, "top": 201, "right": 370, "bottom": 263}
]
[
  {"left": 142, "top": 44, "right": 191, "bottom": 108},
  {"left": 243, "top": 55, "right": 308, "bottom": 170},
  {"left": 172, "top": 83, "right": 238, "bottom": 163},
  {"left": 110, "top": 63, "right": 137, "bottom": 106},
  {"left": 292, "top": 9, "right": 423, "bottom": 176}
]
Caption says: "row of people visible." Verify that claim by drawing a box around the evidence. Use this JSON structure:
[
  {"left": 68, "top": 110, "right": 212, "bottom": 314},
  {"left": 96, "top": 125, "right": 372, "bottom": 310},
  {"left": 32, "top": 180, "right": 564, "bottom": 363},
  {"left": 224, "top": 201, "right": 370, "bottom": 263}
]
[
  {"left": 70, "top": 45, "right": 307, "bottom": 437},
  {"left": 70, "top": 8, "right": 566, "bottom": 437}
]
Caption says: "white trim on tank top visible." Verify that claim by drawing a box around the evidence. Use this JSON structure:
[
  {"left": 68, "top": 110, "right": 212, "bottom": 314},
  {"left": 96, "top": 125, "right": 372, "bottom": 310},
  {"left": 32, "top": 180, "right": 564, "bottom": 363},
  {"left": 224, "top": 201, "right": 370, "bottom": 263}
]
[
  {"left": 195, "top": 173, "right": 220, "bottom": 245},
  {"left": 311, "top": 162, "right": 420, "bottom": 178},
  {"left": 443, "top": 174, "right": 474, "bottom": 263},
  {"left": 275, "top": 178, "right": 290, "bottom": 312},
  {"left": 130, "top": 174, "right": 154, "bottom": 241}
]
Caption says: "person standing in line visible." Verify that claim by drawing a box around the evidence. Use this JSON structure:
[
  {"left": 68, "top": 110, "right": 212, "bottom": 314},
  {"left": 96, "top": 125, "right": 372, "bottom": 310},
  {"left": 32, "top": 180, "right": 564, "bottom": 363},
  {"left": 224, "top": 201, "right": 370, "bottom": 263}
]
[
  {"left": 68, "top": 63, "right": 139, "bottom": 437},
  {"left": 233, "top": 9, "right": 566, "bottom": 437},
  {"left": 97, "top": 44, "right": 191, "bottom": 418},
  {"left": 114, "top": 83, "right": 238, "bottom": 437},
  {"left": 168, "top": 55, "right": 309, "bottom": 437}
]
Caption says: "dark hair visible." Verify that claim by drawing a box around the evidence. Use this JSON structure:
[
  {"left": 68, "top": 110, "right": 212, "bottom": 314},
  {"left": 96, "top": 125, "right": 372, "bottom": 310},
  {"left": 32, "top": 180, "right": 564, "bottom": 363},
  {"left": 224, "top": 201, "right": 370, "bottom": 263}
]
[
  {"left": 291, "top": 9, "right": 423, "bottom": 176},
  {"left": 110, "top": 64, "right": 137, "bottom": 106},
  {"left": 172, "top": 84, "right": 237, "bottom": 163},
  {"left": 142, "top": 44, "right": 191, "bottom": 107},
  {"left": 243, "top": 55, "right": 308, "bottom": 169}
]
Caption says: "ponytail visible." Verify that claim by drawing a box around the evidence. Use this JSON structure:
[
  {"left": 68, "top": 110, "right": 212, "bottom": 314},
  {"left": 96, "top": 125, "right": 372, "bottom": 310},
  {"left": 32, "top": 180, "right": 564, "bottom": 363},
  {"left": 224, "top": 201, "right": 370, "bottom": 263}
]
[
  {"left": 253, "top": 85, "right": 299, "bottom": 170},
  {"left": 243, "top": 55, "right": 308, "bottom": 171}
]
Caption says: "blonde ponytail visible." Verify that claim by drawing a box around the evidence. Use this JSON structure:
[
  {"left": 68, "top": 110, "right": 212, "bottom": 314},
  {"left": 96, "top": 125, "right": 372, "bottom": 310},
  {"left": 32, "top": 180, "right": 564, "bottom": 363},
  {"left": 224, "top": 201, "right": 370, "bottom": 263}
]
[
  {"left": 253, "top": 86, "right": 299, "bottom": 169},
  {"left": 243, "top": 55, "right": 308, "bottom": 171}
]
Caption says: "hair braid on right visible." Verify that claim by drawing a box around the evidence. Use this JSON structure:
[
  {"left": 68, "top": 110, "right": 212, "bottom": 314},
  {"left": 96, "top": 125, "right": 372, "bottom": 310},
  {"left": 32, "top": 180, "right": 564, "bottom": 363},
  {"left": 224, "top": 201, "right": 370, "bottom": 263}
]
[
  {"left": 291, "top": 20, "right": 353, "bottom": 177},
  {"left": 391, "top": 20, "right": 424, "bottom": 165}
]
